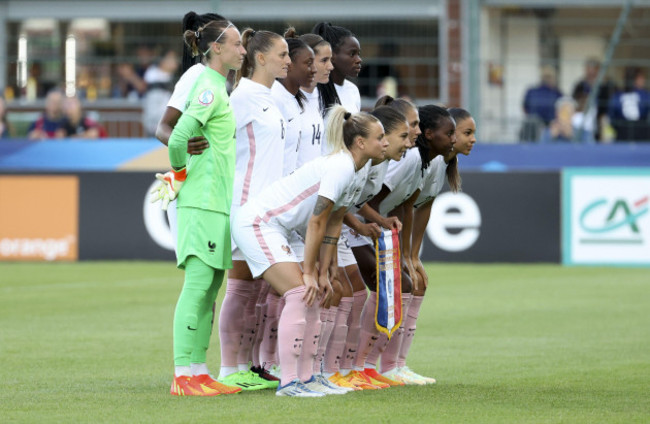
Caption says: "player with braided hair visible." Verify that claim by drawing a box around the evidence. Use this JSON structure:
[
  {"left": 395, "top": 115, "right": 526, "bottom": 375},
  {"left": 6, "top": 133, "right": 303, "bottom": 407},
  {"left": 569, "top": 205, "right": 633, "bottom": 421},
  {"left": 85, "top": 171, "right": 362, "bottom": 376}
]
[{"left": 351, "top": 104, "right": 456, "bottom": 385}]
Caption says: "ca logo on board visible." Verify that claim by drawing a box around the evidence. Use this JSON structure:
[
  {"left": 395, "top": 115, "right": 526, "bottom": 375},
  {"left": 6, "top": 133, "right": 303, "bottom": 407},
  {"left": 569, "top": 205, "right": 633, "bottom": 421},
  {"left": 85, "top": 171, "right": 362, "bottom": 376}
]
[{"left": 579, "top": 197, "right": 648, "bottom": 245}]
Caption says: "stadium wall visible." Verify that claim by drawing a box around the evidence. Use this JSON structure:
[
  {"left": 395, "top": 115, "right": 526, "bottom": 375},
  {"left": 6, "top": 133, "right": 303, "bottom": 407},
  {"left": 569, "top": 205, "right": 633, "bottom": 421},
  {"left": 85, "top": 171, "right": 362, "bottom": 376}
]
[
  {"left": 1, "top": 141, "right": 649, "bottom": 264},
  {"left": 0, "top": 170, "right": 562, "bottom": 263}
]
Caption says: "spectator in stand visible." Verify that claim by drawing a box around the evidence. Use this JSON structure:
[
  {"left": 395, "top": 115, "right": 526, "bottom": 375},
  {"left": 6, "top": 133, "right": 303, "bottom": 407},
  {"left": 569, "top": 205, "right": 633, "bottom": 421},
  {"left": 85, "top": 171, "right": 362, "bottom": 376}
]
[
  {"left": 59, "top": 96, "right": 107, "bottom": 139},
  {"left": 27, "top": 89, "right": 66, "bottom": 140},
  {"left": 523, "top": 66, "right": 563, "bottom": 126},
  {"left": 540, "top": 96, "right": 593, "bottom": 143},
  {"left": 142, "top": 49, "right": 179, "bottom": 136},
  {"left": 572, "top": 58, "right": 618, "bottom": 141},
  {"left": 608, "top": 67, "right": 650, "bottom": 142},
  {"left": 0, "top": 95, "right": 9, "bottom": 138},
  {"left": 116, "top": 44, "right": 155, "bottom": 99}
]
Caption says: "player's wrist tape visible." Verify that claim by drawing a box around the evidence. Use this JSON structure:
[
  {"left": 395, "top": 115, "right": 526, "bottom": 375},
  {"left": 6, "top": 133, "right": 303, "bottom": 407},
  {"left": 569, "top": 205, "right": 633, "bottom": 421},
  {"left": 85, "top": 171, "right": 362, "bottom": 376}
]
[
  {"left": 172, "top": 167, "right": 187, "bottom": 181},
  {"left": 322, "top": 236, "right": 339, "bottom": 245}
]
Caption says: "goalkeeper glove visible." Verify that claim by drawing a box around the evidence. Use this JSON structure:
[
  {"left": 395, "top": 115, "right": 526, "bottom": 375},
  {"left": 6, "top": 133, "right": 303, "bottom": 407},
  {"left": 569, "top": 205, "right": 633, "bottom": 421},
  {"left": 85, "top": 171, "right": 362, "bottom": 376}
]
[{"left": 150, "top": 168, "right": 187, "bottom": 211}]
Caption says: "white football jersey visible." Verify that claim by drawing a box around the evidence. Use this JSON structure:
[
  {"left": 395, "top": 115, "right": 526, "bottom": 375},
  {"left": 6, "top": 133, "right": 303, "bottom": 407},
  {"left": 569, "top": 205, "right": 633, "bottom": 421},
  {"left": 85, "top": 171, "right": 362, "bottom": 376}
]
[
  {"left": 167, "top": 63, "right": 206, "bottom": 112},
  {"left": 297, "top": 88, "right": 324, "bottom": 170},
  {"left": 414, "top": 155, "right": 448, "bottom": 208},
  {"left": 321, "top": 79, "right": 361, "bottom": 155},
  {"left": 336, "top": 79, "right": 361, "bottom": 113},
  {"left": 271, "top": 81, "right": 302, "bottom": 176},
  {"left": 247, "top": 151, "right": 364, "bottom": 238},
  {"left": 349, "top": 160, "right": 389, "bottom": 214},
  {"left": 230, "top": 77, "right": 286, "bottom": 211},
  {"left": 379, "top": 147, "right": 424, "bottom": 215},
  {"left": 342, "top": 160, "right": 371, "bottom": 211}
]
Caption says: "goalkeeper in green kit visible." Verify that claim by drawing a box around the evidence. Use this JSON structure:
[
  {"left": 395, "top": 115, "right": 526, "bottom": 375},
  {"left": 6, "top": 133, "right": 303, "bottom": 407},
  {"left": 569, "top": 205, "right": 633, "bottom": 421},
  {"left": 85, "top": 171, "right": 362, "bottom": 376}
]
[{"left": 155, "top": 19, "right": 246, "bottom": 396}]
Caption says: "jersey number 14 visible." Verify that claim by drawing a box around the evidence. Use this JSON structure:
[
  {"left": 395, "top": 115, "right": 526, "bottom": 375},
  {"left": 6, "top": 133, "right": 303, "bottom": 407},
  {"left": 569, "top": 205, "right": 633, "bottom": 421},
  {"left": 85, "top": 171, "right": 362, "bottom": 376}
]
[{"left": 311, "top": 124, "right": 321, "bottom": 145}]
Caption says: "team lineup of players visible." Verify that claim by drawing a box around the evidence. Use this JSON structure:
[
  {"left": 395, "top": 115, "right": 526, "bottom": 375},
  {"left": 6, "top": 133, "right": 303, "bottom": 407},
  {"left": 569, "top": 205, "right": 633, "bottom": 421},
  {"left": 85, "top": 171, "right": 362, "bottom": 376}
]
[{"left": 151, "top": 12, "right": 477, "bottom": 397}]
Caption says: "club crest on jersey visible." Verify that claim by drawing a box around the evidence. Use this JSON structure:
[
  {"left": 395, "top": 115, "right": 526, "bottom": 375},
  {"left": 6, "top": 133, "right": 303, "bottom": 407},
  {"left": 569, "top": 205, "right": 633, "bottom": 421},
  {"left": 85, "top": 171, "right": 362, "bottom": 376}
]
[
  {"left": 198, "top": 90, "right": 214, "bottom": 106},
  {"left": 281, "top": 245, "right": 292, "bottom": 255}
]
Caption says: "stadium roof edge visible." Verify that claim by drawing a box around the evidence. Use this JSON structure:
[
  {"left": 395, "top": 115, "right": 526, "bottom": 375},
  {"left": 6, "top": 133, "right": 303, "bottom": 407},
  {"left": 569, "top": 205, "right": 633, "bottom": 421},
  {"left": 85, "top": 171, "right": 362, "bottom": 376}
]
[{"left": 2, "top": 0, "right": 443, "bottom": 20}]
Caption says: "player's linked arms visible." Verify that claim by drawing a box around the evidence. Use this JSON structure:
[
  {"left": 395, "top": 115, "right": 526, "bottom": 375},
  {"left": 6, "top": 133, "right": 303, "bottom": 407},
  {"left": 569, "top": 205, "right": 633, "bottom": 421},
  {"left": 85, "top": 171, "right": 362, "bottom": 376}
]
[{"left": 313, "top": 196, "right": 331, "bottom": 216}]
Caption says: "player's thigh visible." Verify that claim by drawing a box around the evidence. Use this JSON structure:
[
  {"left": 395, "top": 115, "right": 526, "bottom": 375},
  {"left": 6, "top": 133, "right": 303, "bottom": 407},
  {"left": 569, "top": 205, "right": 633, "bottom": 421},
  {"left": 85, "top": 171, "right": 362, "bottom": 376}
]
[
  {"left": 228, "top": 260, "right": 254, "bottom": 280},
  {"left": 337, "top": 267, "right": 353, "bottom": 297},
  {"left": 351, "top": 244, "right": 377, "bottom": 291},
  {"left": 262, "top": 262, "right": 305, "bottom": 296},
  {"left": 344, "top": 264, "right": 366, "bottom": 293}
]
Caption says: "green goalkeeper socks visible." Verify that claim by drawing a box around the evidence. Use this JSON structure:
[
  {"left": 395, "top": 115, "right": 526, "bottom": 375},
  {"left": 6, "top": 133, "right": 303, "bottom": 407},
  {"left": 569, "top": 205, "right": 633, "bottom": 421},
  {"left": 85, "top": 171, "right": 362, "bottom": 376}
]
[{"left": 173, "top": 256, "right": 224, "bottom": 366}]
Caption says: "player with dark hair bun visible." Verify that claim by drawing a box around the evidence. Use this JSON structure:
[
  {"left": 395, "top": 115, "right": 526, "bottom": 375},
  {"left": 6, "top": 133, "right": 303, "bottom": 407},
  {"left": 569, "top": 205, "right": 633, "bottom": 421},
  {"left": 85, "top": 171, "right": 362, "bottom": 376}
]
[{"left": 153, "top": 18, "right": 245, "bottom": 396}]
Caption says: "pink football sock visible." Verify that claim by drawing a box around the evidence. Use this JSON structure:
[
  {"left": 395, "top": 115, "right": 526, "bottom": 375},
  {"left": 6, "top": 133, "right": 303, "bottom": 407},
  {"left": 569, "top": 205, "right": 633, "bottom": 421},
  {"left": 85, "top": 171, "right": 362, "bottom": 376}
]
[
  {"left": 275, "top": 296, "right": 285, "bottom": 365},
  {"left": 397, "top": 295, "right": 424, "bottom": 368},
  {"left": 379, "top": 293, "right": 412, "bottom": 373},
  {"left": 323, "top": 297, "right": 352, "bottom": 374},
  {"left": 313, "top": 306, "right": 337, "bottom": 374},
  {"left": 297, "top": 300, "right": 321, "bottom": 382},
  {"left": 277, "top": 286, "right": 308, "bottom": 386},
  {"left": 366, "top": 333, "right": 386, "bottom": 367},
  {"left": 340, "top": 290, "right": 367, "bottom": 370},
  {"left": 259, "top": 291, "right": 281, "bottom": 368},
  {"left": 354, "top": 291, "right": 379, "bottom": 369},
  {"left": 251, "top": 281, "right": 270, "bottom": 367},
  {"left": 218, "top": 279, "right": 255, "bottom": 368},
  {"left": 236, "top": 279, "right": 262, "bottom": 369}
]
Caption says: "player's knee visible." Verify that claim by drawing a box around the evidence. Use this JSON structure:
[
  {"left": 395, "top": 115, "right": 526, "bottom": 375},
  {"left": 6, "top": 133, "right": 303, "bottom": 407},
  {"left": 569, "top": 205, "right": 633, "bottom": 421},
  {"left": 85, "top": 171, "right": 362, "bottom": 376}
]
[
  {"left": 401, "top": 271, "right": 413, "bottom": 293},
  {"left": 413, "top": 285, "right": 426, "bottom": 296},
  {"left": 330, "top": 279, "right": 344, "bottom": 304},
  {"left": 338, "top": 275, "right": 353, "bottom": 298}
]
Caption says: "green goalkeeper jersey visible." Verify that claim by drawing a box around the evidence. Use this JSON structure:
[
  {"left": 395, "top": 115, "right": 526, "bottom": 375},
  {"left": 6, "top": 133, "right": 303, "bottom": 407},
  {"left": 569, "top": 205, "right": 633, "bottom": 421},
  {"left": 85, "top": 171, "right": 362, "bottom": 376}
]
[{"left": 168, "top": 67, "right": 235, "bottom": 214}]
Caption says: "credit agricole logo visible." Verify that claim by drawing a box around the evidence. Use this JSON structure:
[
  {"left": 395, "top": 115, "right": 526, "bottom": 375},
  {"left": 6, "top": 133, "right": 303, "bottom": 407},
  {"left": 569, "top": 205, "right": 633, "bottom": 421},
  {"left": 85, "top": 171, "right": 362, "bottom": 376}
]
[{"left": 579, "top": 196, "right": 648, "bottom": 244}]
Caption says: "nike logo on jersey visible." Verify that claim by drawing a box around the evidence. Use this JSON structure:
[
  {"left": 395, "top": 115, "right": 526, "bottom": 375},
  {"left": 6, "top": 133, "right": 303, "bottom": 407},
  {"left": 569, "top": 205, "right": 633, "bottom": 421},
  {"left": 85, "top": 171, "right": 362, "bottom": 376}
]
[
  {"left": 263, "top": 107, "right": 269, "bottom": 111},
  {"left": 187, "top": 326, "right": 197, "bottom": 331},
  {"left": 288, "top": 118, "right": 294, "bottom": 122}
]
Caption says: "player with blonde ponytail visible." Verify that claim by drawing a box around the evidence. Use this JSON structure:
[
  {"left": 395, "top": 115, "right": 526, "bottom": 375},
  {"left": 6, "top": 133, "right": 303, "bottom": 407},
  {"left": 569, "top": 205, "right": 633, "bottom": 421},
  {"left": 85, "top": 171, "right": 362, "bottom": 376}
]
[{"left": 231, "top": 106, "right": 388, "bottom": 396}]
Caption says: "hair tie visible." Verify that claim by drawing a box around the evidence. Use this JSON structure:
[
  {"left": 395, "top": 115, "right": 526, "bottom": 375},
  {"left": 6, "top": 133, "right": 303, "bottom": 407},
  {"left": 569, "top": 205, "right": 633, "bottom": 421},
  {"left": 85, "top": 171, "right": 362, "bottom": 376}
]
[
  {"left": 195, "top": 30, "right": 200, "bottom": 40},
  {"left": 344, "top": 112, "right": 352, "bottom": 120},
  {"left": 250, "top": 30, "right": 256, "bottom": 37}
]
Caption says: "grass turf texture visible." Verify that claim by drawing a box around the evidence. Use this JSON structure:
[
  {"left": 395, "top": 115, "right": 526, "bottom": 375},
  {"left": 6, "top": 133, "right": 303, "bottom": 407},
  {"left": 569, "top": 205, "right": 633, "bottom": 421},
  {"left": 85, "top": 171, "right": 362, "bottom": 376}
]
[{"left": 0, "top": 262, "right": 648, "bottom": 423}]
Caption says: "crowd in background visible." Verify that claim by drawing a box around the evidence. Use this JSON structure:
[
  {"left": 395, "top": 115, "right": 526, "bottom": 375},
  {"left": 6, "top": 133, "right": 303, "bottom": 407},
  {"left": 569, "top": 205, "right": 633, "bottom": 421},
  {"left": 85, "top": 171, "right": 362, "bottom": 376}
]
[
  {"left": 521, "top": 59, "right": 650, "bottom": 143},
  {"left": 1, "top": 48, "right": 649, "bottom": 142}
]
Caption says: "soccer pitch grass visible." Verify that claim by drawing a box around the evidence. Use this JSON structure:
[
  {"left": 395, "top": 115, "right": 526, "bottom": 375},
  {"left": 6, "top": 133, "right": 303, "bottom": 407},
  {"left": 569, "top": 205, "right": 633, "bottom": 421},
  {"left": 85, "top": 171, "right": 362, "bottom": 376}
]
[{"left": 1, "top": 262, "right": 648, "bottom": 423}]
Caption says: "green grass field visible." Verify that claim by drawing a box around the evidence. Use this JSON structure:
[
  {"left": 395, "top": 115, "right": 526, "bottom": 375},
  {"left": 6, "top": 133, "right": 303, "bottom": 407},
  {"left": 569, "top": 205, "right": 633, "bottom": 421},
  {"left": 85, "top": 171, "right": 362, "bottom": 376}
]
[{"left": 1, "top": 262, "right": 648, "bottom": 423}]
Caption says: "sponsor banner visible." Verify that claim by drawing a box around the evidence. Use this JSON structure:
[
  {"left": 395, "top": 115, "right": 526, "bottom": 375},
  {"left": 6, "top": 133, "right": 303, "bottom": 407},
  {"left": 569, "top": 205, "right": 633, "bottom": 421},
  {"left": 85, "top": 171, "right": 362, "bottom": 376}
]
[
  {"left": 420, "top": 172, "right": 561, "bottom": 263},
  {"left": 1, "top": 171, "right": 562, "bottom": 262},
  {"left": 78, "top": 172, "right": 174, "bottom": 260},
  {"left": 0, "top": 175, "right": 78, "bottom": 261},
  {"left": 562, "top": 168, "right": 650, "bottom": 266}
]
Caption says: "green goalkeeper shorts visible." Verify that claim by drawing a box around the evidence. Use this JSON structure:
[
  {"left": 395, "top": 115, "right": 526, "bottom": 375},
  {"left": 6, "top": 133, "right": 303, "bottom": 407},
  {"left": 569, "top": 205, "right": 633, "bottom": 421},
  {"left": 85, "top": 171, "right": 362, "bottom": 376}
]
[{"left": 176, "top": 206, "right": 232, "bottom": 270}]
